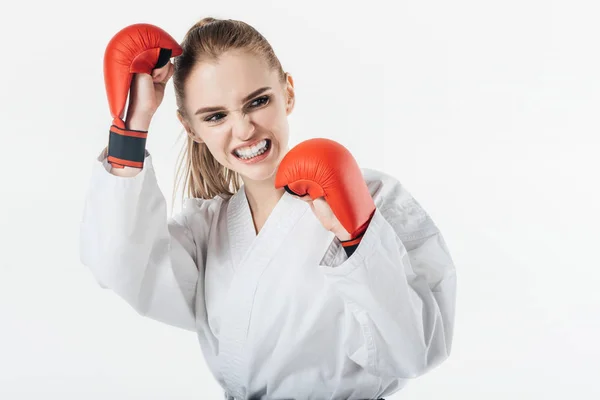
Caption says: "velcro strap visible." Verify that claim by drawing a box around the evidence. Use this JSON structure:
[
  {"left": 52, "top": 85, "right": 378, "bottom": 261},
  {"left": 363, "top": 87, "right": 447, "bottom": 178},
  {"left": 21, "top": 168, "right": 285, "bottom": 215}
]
[
  {"left": 340, "top": 235, "right": 363, "bottom": 247},
  {"left": 107, "top": 125, "right": 147, "bottom": 167}
]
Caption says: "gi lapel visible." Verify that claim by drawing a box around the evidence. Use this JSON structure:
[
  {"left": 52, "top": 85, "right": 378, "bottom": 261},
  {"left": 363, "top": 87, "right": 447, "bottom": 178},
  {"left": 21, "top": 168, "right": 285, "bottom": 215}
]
[
  {"left": 226, "top": 185, "right": 257, "bottom": 272},
  {"left": 220, "top": 186, "right": 308, "bottom": 397}
]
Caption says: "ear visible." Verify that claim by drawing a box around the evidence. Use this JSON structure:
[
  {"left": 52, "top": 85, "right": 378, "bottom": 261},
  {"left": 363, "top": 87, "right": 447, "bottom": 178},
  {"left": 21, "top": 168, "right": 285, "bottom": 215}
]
[
  {"left": 284, "top": 73, "right": 295, "bottom": 115},
  {"left": 177, "top": 110, "right": 203, "bottom": 143}
]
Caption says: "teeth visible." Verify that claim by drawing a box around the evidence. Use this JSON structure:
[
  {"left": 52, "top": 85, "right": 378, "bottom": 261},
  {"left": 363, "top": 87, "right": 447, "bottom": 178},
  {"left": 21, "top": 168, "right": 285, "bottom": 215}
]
[{"left": 234, "top": 140, "right": 268, "bottom": 159}]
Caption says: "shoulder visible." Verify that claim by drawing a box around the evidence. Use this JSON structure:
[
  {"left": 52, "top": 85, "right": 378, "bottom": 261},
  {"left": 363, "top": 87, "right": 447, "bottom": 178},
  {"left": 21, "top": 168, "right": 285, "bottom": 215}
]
[
  {"left": 172, "top": 194, "right": 227, "bottom": 231},
  {"left": 360, "top": 167, "right": 415, "bottom": 208},
  {"left": 361, "top": 168, "right": 439, "bottom": 239}
]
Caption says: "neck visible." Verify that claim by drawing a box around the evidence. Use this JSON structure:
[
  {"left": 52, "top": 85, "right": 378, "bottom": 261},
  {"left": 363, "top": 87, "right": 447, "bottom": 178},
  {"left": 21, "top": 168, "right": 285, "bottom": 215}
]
[{"left": 242, "top": 174, "right": 285, "bottom": 219}]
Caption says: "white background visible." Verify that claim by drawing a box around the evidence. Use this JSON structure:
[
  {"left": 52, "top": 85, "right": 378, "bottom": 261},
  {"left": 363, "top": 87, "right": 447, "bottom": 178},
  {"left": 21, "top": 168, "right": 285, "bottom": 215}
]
[{"left": 1, "top": 0, "right": 598, "bottom": 398}]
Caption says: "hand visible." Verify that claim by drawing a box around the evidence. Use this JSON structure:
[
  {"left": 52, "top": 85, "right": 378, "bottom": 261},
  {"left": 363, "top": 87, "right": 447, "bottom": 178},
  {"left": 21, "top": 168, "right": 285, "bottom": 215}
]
[
  {"left": 295, "top": 195, "right": 353, "bottom": 241},
  {"left": 275, "top": 138, "right": 376, "bottom": 243},
  {"left": 125, "top": 62, "right": 174, "bottom": 131}
]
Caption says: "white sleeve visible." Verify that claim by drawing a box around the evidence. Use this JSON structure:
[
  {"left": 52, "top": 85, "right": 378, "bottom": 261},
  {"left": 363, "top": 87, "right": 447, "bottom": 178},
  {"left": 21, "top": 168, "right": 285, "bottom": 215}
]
[
  {"left": 320, "top": 169, "right": 457, "bottom": 379},
  {"left": 79, "top": 149, "right": 205, "bottom": 332}
]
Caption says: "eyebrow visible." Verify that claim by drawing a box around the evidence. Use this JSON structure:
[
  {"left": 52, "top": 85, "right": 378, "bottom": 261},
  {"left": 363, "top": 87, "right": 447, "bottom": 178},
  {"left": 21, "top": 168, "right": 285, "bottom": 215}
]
[{"left": 194, "top": 86, "right": 272, "bottom": 116}]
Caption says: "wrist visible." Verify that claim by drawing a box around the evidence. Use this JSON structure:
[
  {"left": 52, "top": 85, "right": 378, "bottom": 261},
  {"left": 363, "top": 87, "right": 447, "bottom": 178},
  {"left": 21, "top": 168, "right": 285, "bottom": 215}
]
[
  {"left": 124, "top": 116, "right": 151, "bottom": 132},
  {"left": 333, "top": 229, "right": 352, "bottom": 242},
  {"left": 125, "top": 108, "right": 153, "bottom": 131}
]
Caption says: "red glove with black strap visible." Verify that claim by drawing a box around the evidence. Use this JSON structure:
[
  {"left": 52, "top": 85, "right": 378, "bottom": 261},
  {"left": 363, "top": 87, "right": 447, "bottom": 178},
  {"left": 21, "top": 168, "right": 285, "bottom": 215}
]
[
  {"left": 275, "top": 138, "right": 376, "bottom": 257},
  {"left": 103, "top": 23, "right": 182, "bottom": 168}
]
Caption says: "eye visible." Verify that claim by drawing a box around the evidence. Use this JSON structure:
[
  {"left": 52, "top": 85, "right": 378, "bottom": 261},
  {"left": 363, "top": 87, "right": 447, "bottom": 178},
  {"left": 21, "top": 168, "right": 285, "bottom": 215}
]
[
  {"left": 205, "top": 112, "right": 226, "bottom": 123},
  {"left": 203, "top": 95, "right": 270, "bottom": 123},
  {"left": 249, "top": 95, "right": 270, "bottom": 108}
]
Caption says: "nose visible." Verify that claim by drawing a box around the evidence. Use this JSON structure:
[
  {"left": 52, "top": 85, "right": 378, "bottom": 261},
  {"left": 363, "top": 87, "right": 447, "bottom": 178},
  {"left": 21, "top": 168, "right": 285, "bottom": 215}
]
[{"left": 231, "top": 110, "right": 255, "bottom": 141}]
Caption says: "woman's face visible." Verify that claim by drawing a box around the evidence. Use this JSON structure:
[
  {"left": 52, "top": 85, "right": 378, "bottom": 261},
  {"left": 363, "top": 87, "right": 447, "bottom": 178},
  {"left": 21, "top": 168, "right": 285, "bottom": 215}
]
[{"left": 179, "top": 50, "right": 295, "bottom": 183}]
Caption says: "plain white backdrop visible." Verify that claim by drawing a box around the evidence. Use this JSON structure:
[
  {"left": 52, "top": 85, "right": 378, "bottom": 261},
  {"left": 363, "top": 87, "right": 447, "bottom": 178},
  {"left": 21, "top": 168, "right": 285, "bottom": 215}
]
[{"left": 0, "top": 0, "right": 598, "bottom": 398}]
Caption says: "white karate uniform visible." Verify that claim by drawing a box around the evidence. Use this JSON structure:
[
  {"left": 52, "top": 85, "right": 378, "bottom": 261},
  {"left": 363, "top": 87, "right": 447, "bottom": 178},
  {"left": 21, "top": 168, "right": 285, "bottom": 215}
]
[{"left": 79, "top": 148, "right": 457, "bottom": 400}]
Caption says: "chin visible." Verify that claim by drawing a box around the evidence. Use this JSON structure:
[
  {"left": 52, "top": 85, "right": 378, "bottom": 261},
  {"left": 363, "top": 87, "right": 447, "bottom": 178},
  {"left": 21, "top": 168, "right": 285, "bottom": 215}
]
[
  {"left": 238, "top": 157, "right": 281, "bottom": 182},
  {"left": 240, "top": 167, "right": 278, "bottom": 183}
]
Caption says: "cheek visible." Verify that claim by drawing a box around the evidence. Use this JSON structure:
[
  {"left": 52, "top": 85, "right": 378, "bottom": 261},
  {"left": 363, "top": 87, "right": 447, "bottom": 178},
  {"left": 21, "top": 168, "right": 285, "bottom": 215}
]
[
  {"left": 194, "top": 130, "right": 228, "bottom": 161},
  {"left": 203, "top": 135, "right": 227, "bottom": 155},
  {"left": 255, "top": 102, "right": 288, "bottom": 131}
]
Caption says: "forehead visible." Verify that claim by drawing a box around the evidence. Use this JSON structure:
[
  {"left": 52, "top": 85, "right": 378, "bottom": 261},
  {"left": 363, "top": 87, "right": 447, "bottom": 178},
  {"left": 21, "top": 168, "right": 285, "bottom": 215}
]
[{"left": 185, "top": 51, "right": 278, "bottom": 107}]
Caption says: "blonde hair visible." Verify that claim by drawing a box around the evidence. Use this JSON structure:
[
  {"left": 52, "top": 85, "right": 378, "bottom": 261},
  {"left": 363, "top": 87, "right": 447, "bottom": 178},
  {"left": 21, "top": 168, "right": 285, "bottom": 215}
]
[{"left": 173, "top": 17, "right": 287, "bottom": 202}]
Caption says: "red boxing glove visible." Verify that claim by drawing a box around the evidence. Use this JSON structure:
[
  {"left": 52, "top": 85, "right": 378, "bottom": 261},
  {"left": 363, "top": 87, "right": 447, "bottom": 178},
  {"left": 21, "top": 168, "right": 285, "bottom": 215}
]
[
  {"left": 275, "top": 138, "right": 376, "bottom": 249},
  {"left": 104, "top": 23, "right": 182, "bottom": 168}
]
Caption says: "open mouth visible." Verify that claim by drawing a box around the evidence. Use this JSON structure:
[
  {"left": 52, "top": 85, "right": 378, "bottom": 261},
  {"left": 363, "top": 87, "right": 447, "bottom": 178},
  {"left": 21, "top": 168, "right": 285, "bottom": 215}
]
[{"left": 232, "top": 139, "right": 272, "bottom": 162}]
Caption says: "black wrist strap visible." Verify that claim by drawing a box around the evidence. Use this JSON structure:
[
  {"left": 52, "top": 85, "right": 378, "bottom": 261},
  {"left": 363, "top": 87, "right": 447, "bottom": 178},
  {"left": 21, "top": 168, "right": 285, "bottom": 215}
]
[
  {"left": 340, "top": 231, "right": 365, "bottom": 258},
  {"left": 342, "top": 243, "right": 359, "bottom": 258},
  {"left": 107, "top": 125, "right": 147, "bottom": 167}
]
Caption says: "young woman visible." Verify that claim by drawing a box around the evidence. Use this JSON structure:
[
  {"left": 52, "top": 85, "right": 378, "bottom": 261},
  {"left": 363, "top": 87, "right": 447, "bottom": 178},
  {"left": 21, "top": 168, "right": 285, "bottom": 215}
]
[{"left": 80, "top": 18, "right": 457, "bottom": 400}]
